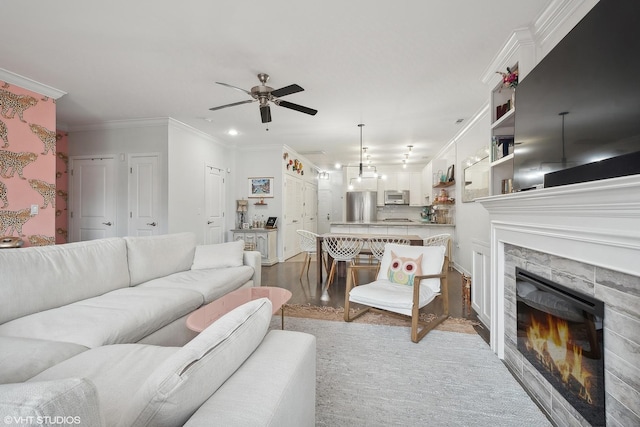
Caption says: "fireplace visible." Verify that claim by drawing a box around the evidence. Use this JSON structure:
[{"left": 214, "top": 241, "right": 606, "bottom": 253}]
[
  {"left": 516, "top": 267, "right": 605, "bottom": 426},
  {"left": 478, "top": 174, "right": 640, "bottom": 426}
]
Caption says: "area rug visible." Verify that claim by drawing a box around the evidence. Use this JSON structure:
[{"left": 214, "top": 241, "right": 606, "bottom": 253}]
[
  {"left": 270, "top": 316, "right": 551, "bottom": 427},
  {"left": 284, "top": 303, "right": 480, "bottom": 334}
]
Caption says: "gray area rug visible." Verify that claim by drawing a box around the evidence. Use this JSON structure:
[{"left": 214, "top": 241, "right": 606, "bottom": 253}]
[{"left": 271, "top": 316, "right": 551, "bottom": 427}]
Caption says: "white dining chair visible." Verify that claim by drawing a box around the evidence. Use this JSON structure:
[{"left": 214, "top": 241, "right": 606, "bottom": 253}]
[
  {"left": 296, "top": 230, "right": 326, "bottom": 280},
  {"left": 322, "top": 235, "right": 365, "bottom": 290}
]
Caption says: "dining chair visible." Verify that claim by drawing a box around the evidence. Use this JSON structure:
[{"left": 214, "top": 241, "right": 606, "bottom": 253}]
[
  {"left": 296, "top": 230, "right": 326, "bottom": 280},
  {"left": 367, "top": 236, "right": 411, "bottom": 275},
  {"left": 322, "top": 235, "right": 365, "bottom": 290}
]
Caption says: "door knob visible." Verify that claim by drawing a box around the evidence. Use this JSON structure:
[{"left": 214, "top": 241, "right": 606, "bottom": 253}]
[
  {"left": 326, "top": 214, "right": 330, "bottom": 220},
  {"left": 146, "top": 222, "right": 157, "bottom": 227},
  {"left": 102, "top": 222, "right": 112, "bottom": 226},
  {"left": 207, "top": 221, "right": 214, "bottom": 224}
]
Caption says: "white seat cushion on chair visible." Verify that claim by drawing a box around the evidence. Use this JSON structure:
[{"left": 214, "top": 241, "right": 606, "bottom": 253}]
[
  {"left": 349, "top": 279, "right": 437, "bottom": 316},
  {"left": 376, "top": 244, "right": 445, "bottom": 293}
]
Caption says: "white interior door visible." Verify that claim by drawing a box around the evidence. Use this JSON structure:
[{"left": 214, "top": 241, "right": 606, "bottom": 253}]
[
  {"left": 284, "top": 175, "right": 303, "bottom": 259},
  {"left": 69, "top": 156, "right": 117, "bottom": 242},
  {"left": 128, "top": 154, "right": 160, "bottom": 237},
  {"left": 204, "top": 165, "right": 224, "bottom": 244}
]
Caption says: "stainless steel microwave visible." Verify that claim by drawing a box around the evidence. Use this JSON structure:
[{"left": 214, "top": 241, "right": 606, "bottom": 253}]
[{"left": 384, "top": 190, "right": 409, "bottom": 205}]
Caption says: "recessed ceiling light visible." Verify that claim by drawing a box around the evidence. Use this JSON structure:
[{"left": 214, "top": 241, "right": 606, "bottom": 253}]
[{"left": 227, "top": 129, "right": 238, "bottom": 136}]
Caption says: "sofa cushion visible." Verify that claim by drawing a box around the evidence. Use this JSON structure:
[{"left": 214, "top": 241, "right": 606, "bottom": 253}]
[
  {"left": 125, "top": 232, "right": 196, "bottom": 286},
  {"left": 0, "top": 337, "right": 88, "bottom": 384},
  {"left": 121, "top": 298, "right": 272, "bottom": 427},
  {"left": 0, "top": 379, "right": 103, "bottom": 427},
  {"left": 30, "top": 344, "right": 179, "bottom": 425},
  {"left": 0, "top": 287, "right": 203, "bottom": 348},
  {"left": 191, "top": 240, "right": 245, "bottom": 270},
  {"left": 0, "top": 238, "right": 130, "bottom": 324},
  {"left": 139, "top": 266, "right": 254, "bottom": 303}
]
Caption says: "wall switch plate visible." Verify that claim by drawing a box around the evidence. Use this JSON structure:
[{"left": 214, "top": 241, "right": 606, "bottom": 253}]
[{"left": 30, "top": 204, "right": 39, "bottom": 215}]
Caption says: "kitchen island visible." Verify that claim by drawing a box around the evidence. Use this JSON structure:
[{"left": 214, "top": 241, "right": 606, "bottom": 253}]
[{"left": 330, "top": 221, "right": 454, "bottom": 240}]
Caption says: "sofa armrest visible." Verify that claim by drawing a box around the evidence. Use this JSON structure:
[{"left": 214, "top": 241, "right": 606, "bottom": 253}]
[
  {"left": 184, "top": 330, "right": 316, "bottom": 427},
  {"left": 243, "top": 251, "right": 262, "bottom": 287},
  {"left": 0, "top": 379, "right": 103, "bottom": 427}
]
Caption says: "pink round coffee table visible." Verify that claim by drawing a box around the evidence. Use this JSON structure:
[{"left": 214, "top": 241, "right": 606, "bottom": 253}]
[{"left": 186, "top": 286, "right": 292, "bottom": 332}]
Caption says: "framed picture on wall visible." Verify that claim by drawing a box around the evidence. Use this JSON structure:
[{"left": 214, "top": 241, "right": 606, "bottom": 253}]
[{"left": 248, "top": 177, "right": 274, "bottom": 198}]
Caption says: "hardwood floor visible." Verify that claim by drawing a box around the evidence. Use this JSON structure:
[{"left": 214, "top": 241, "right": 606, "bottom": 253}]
[{"left": 262, "top": 254, "right": 476, "bottom": 320}]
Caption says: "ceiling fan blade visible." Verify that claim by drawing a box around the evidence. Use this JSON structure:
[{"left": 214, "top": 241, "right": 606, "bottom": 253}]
[
  {"left": 276, "top": 100, "right": 318, "bottom": 116},
  {"left": 209, "top": 99, "right": 255, "bottom": 111},
  {"left": 271, "top": 84, "right": 304, "bottom": 98},
  {"left": 260, "top": 105, "right": 272, "bottom": 123},
  {"left": 215, "top": 82, "right": 253, "bottom": 96}
]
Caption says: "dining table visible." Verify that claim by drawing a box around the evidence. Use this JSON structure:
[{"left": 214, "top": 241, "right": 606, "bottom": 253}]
[{"left": 315, "top": 233, "right": 424, "bottom": 286}]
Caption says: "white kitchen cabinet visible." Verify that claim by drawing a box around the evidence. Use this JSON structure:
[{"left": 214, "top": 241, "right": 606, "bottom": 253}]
[
  {"left": 409, "top": 172, "right": 424, "bottom": 206},
  {"left": 232, "top": 229, "right": 278, "bottom": 266}
]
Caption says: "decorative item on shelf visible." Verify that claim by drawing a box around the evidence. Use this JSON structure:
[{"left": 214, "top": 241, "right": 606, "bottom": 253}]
[
  {"left": 248, "top": 177, "right": 274, "bottom": 198},
  {"left": 254, "top": 197, "right": 267, "bottom": 206},
  {"left": 437, "top": 170, "right": 445, "bottom": 183},
  {"left": 265, "top": 216, "right": 278, "bottom": 229},
  {"left": 493, "top": 136, "right": 515, "bottom": 159},
  {"left": 496, "top": 66, "right": 518, "bottom": 90},
  {"left": 446, "top": 164, "right": 455, "bottom": 182},
  {"left": 236, "top": 199, "right": 248, "bottom": 229}
]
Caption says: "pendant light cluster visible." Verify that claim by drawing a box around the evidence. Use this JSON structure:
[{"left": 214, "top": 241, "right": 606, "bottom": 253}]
[{"left": 358, "top": 124, "right": 365, "bottom": 178}]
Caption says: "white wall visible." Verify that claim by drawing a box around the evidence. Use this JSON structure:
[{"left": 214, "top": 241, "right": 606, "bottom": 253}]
[
  {"left": 167, "top": 120, "right": 233, "bottom": 244},
  {"left": 68, "top": 120, "right": 169, "bottom": 237},
  {"left": 451, "top": 107, "right": 492, "bottom": 275}
]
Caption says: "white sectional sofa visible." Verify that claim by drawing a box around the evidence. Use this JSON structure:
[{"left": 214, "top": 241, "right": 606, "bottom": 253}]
[{"left": 0, "top": 233, "right": 316, "bottom": 426}]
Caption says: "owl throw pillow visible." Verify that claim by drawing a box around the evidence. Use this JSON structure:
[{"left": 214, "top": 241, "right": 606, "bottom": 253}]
[{"left": 387, "top": 251, "right": 423, "bottom": 286}]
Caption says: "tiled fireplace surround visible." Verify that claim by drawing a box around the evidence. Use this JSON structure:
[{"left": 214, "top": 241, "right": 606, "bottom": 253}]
[{"left": 479, "top": 175, "right": 640, "bottom": 427}]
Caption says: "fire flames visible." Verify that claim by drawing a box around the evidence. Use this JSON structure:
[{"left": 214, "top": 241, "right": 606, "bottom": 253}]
[{"left": 526, "top": 314, "right": 594, "bottom": 404}]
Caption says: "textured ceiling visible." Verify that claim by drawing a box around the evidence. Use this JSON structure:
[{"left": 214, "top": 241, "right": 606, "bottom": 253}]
[{"left": 0, "top": 0, "right": 551, "bottom": 170}]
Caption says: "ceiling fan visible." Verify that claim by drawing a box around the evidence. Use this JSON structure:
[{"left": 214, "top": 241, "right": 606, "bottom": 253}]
[{"left": 209, "top": 73, "right": 318, "bottom": 123}]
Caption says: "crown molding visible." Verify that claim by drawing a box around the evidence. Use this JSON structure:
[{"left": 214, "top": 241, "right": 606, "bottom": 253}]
[
  {"left": 69, "top": 118, "right": 170, "bottom": 132},
  {"left": 533, "top": 0, "right": 596, "bottom": 49},
  {"left": 481, "top": 27, "right": 534, "bottom": 85},
  {"left": 167, "top": 118, "right": 231, "bottom": 149},
  {"left": 0, "top": 68, "right": 67, "bottom": 99}
]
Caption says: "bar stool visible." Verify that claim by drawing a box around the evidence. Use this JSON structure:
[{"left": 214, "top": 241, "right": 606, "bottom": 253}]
[{"left": 322, "top": 235, "right": 365, "bottom": 290}]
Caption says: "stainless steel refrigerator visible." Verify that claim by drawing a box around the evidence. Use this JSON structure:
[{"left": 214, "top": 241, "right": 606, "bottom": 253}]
[{"left": 346, "top": 191, "right": 377, "bottom": 222}]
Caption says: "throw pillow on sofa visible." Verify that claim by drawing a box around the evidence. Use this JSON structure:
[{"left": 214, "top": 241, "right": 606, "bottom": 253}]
[
  {"left": 191, "top": 240, "right": 245, "bottom": 270},
  {"left": 118, "top": 297, "right": 273, "bottom": 427}
]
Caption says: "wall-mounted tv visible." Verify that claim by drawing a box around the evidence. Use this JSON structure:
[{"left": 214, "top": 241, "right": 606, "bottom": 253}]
[{"left": 513, "top": 0, "right": 640, "bottom": 191}]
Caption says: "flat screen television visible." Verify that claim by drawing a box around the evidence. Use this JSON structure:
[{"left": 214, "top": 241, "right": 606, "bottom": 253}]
[{"left": 513, "top": 0, "right": 640, "bottom": 191}]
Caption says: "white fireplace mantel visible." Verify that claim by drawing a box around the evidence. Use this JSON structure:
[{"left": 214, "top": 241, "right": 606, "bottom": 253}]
[{"left": 477, "top": 174, "right": 640, "bottom": 357}]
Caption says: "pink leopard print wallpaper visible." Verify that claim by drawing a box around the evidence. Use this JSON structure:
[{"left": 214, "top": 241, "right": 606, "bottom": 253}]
[
  {"left": 0, "top": 81, "right": 57, "bottom": 247},
  {"left": 55, "top": 132, "right": 68, "bottom": 244}
]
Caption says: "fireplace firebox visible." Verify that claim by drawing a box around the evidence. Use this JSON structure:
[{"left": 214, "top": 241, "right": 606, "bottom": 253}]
[{"left": 515, "top": 268, "right": 605, "bottom": 426}]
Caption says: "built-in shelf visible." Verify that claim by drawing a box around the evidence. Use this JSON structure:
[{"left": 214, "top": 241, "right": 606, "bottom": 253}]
[
  {"left": 433, "top": 201, "right": 455, "bottom": 206},
  {"left": 254, "top": 202, "right": 268, "bottom": 206},
  {"left": 433, "top": 180, "right": 455, "bottom": 188},
  {"left": 491, "top": 153, "right": 514, "bottom": 167},
  {"left": 491, "top": 107, "right": 515, "bottom": 130}
]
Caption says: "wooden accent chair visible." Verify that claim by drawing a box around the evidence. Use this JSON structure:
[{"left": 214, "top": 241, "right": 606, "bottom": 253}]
[
  {"left": 344, "top": 243, "right": 449, "bottom": 343},
  {"left": 296, "top": 230, "right": 326, "bottom": 280}
]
